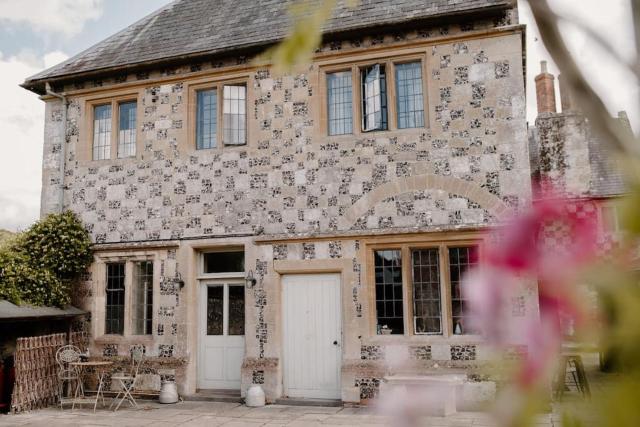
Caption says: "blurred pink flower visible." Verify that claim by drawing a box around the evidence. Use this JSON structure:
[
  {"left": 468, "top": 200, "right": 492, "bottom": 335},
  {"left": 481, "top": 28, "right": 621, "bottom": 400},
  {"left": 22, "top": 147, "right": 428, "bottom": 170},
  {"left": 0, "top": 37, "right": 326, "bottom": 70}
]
[{"left": 464, "top": 192, "right": 598, "bottom": 389}]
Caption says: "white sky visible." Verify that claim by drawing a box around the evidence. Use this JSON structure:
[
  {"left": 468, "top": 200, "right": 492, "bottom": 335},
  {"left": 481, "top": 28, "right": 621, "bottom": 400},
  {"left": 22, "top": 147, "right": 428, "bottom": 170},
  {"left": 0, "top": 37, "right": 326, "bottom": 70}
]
[{"left": 0, "top": 0, "right": 637, "bottom": 231}]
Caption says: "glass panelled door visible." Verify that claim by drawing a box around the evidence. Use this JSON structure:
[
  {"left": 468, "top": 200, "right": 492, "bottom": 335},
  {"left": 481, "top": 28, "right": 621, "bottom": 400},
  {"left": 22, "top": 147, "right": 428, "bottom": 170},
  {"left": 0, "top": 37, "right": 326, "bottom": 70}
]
[{"left": 198, "top": 282, "right": 245, "bottom": 389}]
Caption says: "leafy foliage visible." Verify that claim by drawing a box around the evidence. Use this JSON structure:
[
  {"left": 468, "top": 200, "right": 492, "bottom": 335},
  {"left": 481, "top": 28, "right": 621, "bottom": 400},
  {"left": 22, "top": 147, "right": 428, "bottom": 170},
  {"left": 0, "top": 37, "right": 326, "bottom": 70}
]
[
  {"left": 0, "top": 229, "right": 14, "bottom": 247},
  {"left": 0, "top": 211, "right": 92, "bottom": 307}
]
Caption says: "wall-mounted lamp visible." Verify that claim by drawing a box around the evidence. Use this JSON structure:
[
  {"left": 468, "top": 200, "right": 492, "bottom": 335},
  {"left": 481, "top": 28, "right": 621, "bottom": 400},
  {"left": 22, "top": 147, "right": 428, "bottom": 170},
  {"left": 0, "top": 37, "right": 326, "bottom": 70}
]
[
  {"left": 174, "top": 272, "right": 185, "bottom": 290},
  {"left": 245, "top": 270, "right": 257, "bottom": 288}
]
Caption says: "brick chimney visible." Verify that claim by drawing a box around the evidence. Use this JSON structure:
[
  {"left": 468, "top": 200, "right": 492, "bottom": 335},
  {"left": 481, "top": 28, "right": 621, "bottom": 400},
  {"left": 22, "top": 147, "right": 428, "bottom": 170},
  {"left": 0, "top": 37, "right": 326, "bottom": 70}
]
[
  {"left": 558, "top": 74, "right": 575, "bottom": 112},
  {"left": 535, "top": 61, "right": 557, "bottom": 115}
]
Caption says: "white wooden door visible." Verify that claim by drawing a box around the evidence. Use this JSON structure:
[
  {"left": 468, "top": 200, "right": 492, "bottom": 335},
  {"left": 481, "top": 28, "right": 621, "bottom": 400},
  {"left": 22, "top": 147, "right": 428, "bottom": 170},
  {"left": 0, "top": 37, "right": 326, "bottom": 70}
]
[
  {"left": 198, "top": 282, "right": 245, "bottom": 389},
  {"left": 283, "top": 274, "right": 342, "bottom": 399}
]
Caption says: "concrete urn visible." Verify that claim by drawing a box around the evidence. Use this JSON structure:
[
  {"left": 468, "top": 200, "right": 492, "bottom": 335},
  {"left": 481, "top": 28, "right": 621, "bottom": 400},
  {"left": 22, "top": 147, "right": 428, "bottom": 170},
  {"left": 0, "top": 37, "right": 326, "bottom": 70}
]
[
  {"left": 245, "top": 385, "right": 266, "bottom": 407},
  {"left": 159, "top": 380, "right": 179, "bottom": 404}
]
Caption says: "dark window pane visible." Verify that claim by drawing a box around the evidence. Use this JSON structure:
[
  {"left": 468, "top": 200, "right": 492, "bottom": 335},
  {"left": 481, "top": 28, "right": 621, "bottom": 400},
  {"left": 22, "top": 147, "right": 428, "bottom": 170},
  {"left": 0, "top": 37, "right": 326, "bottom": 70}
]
[
  {"left": 374, "top": 249, "right": 403, "bottom": 334},
  {"left": 411, "top": 248, "right": 442, "bottom": 334},
  {"left": 132, "top": 261, "right": 153, "bottom": 335},
  {"left": 203, "top": 251, "right": 245, "bottom": 273},
  {"left": 395, "top": 62, "right": 425, "bottom": 129},
  {"left": 105, "top": 262, "right": 125, "bottom": 335},
  {"left": 449, "top": 246, "right": 479, "bottom": 335},
  {"left": 206, "top": 286, "right": 224, "bottom": 335},
  {"left": 228, "top": 286, "right": 245, "bottom": 336}
]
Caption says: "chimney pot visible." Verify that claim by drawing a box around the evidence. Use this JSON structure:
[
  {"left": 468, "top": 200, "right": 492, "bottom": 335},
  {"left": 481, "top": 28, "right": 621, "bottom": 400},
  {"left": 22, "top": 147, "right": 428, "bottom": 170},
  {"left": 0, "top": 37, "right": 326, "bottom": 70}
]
[{"left": 535, "top": 61, "right": 557, "bottom": 115}]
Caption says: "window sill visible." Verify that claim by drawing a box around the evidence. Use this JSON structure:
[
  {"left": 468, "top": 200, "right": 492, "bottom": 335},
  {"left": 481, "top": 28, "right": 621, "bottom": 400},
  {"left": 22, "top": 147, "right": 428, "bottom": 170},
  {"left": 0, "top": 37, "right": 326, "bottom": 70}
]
[
  {"left": 367, "top": 334, "right": 485, "bottom": 345},
  {"left": 94, "top": 334, "right": 155, "bottom": 345},
  {"left": 325, "top": 125, "right": 428, "bottom": 140}
]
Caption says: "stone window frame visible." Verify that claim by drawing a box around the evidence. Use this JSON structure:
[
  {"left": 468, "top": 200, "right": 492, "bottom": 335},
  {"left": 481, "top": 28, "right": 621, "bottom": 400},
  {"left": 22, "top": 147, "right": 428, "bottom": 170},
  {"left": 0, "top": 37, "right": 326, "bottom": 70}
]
[
  {"left": 365, "top": 236, "right": 484, "bottom": 340},
  {"left": 82, "top": 92, "right": 142, "bottom": 163},
  {"left": 319, "top": 51, "right": 429, "bottom": 137},
  {"left": 187, "top": 77, "right": 250, "bottom": 152},
  {"left": 93, "top": 252, "right": 159, "bottom": 343}
]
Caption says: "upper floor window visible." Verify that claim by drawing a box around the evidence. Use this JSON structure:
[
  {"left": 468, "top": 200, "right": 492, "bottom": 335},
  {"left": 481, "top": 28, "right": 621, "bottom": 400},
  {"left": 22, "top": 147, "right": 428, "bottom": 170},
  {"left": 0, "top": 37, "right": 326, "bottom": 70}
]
[
  {"left": 395, "top": 62, "right": 425, "bottom": 129},
  {"left": 361, "top": 64, "right": 388, "bottom": 132},
  {"left": 118, "top": 101, "right": 137, "bottom": 158},
  {"left": 90, "top": 96, "right": 138, "bottom": 161},
  {"left": 327, "top": 71, "right": 353, "bottom": 136},
  {"left": 324, "top": 57, "right": 426, "bottom": 136},
  {"left": 93, "top": 104, "right": 112, "bottom": 160},
  {"left": 193, "top": 82, "right": 247, "bottom": 149}
]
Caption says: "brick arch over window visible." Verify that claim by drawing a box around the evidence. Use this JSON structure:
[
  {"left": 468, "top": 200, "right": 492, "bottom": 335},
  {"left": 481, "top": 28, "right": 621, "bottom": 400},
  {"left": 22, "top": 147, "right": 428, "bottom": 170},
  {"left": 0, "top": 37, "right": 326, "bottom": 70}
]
[{"left": 342, "top": 174, "right": 511, "bottom": 228}]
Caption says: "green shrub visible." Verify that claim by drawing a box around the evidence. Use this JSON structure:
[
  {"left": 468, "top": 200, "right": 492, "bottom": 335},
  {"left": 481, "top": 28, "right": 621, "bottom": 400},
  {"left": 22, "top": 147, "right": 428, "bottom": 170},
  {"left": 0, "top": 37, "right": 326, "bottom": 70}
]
[{"left": 0, "top": 211, "right": 92, "bottom": 307}]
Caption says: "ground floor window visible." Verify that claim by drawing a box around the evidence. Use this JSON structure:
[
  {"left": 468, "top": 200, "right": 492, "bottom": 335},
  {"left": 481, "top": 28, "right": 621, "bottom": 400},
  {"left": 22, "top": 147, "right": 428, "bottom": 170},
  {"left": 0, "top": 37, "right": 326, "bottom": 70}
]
[
  {"left": 103, "top": 258, "right": 155, "bottom": 336},
  {"left": 372, "top": 242, "right": 479, "bottom": 336}
]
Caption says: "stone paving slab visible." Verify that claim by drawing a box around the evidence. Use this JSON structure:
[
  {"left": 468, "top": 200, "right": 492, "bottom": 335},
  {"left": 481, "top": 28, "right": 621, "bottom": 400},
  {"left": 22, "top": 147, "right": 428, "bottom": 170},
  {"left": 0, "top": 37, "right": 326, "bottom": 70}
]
[{"left": 0, "top": 400, "right": 557, "bottom": 427}]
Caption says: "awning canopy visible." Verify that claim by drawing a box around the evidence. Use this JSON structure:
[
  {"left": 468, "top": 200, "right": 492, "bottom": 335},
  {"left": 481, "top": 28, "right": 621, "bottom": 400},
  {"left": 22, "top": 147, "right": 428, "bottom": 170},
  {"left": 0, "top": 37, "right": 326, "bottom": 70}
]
[{"left": 0, "top": 300, "right": 87, "bottom": 322}]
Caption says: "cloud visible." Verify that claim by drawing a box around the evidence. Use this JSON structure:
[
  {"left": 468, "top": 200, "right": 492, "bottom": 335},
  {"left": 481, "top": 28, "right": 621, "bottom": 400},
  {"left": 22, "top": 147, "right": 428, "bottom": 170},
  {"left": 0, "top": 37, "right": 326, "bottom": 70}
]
[
  {"left": 519, "top": 0, "right": 639, "bottom": 132},
  {"left": 0, "top": 51, "right": 69, "bottom": 231},
  {"left": 0, "top": 0, "right": 103, "bottom": 36}
]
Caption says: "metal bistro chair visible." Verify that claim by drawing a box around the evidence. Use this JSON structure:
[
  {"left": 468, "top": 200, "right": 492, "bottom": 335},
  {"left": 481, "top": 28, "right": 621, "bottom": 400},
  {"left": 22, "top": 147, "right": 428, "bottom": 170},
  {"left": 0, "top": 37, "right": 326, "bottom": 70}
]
[
  {"left": 110, "top": 346, "right": 145, "bottom": 411},
  {"left": 55, "top": 345, "right": 84, "bottom": 409}
]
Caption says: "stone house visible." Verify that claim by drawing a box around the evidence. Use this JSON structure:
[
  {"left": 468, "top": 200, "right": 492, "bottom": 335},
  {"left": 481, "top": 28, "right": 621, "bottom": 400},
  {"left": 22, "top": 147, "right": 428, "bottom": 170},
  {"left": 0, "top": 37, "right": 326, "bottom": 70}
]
[{"left": 21, "top": 0, "right": 558, "bottom": 405}]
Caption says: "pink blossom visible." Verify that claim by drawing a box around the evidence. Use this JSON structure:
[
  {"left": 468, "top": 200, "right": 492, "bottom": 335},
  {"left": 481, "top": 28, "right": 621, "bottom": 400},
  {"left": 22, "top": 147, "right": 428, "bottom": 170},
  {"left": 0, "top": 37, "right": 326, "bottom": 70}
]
[{"left": 463, "top": 190, "right": 599, "bottom": 391}]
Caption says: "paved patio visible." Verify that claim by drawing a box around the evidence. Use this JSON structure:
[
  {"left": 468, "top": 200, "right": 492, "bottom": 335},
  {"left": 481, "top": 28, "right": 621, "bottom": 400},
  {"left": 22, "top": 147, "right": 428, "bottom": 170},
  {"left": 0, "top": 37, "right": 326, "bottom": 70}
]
[{"left": 0, "top": 400, "right": 559, "bottom": 427}]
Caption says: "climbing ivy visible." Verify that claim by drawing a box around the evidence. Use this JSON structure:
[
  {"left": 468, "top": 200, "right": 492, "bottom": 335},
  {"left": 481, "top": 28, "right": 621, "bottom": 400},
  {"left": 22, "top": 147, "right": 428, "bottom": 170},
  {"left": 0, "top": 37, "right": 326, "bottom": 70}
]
[{"left": 0, "top": 211, "right": 92, "bottom": 307}]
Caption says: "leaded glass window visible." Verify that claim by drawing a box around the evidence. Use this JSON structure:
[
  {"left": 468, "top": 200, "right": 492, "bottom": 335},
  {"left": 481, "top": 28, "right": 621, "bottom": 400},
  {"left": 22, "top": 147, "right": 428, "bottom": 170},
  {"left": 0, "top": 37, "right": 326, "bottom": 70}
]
[
  {"left": 105, "top": 262, "right": 125, "bottom": 335},
  {"left": 93, "top": 104, "right": 112, "bottom": 160},
  {"left": 206, "top": 286, "right": 224, "bottom": 335},
  {"left": 118, "top": 101, "right": 137, "bottom": 158},
  {"left": 412, "top": 248, "right": 442, "bottom": 334},
  {"left": 223, "top": 85, "right": 246, "bottom": 145},
  {"left": 374, "top": 249, "right": 404, "bottom": 334},
  {"left": 228, "top": 285, "right": 245, "bottom": 336},
  {"left": 395, "top": 62, "right": 425, "bottom": 129},
  {"left": 196, "top": 89, "right": 217, "bottom": 149},
  {"left": 449, "top": 246, "right": 479, "bottom": 335},
  {"left": 361, "top": 64, "right": 388, "bottom": 132},
  {"left": 132, "top": 261, "right": 153, "bottom": 335},
  {"left": 327, "top": 71, "right": 353, "bottom": 135}
]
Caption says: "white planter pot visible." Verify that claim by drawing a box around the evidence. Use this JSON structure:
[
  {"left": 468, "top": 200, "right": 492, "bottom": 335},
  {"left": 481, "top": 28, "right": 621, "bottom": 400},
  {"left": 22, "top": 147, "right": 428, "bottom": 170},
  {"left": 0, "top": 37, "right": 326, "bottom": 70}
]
[
  {"left": 159, "top": 380, "right": 179, "bottom": 404},
  {"left": 245, "top": 385, "right": 266, "bottom": 407}
]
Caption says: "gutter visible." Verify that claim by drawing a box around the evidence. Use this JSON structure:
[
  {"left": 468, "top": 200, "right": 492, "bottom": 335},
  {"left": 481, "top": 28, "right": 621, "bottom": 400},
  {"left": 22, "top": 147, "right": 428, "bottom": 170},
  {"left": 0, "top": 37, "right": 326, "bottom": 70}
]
[{"left": 45, "top": 82, "right": 67, "bottom": 213}]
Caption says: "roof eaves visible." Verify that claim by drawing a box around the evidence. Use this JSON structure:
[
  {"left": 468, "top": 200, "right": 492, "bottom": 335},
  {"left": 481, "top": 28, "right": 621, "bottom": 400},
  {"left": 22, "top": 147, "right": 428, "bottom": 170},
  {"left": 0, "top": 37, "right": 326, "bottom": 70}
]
[{"left": 22, "top": 2, "right": 512, "bottom": 95}]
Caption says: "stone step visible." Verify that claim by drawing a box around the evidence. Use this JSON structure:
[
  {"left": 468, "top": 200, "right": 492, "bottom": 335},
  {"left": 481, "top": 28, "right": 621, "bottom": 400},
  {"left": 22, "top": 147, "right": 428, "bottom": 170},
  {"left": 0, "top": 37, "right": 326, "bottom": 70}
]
[
  {"left": 274, "top": 398, "right": 342, "bottom": 407},
  {"left": 184, "top": 389, "right": 243, "bottom": 403}
]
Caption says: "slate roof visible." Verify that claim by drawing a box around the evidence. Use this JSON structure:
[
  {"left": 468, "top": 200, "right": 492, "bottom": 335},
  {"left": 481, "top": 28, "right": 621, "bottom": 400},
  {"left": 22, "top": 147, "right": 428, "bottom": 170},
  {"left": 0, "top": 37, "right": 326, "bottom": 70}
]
[
  {"left": 23, "top": 0, "right": 512, "bottom": 93},
  {"left": 0, "top": 300, "right": 86, "bottom": 322}
]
